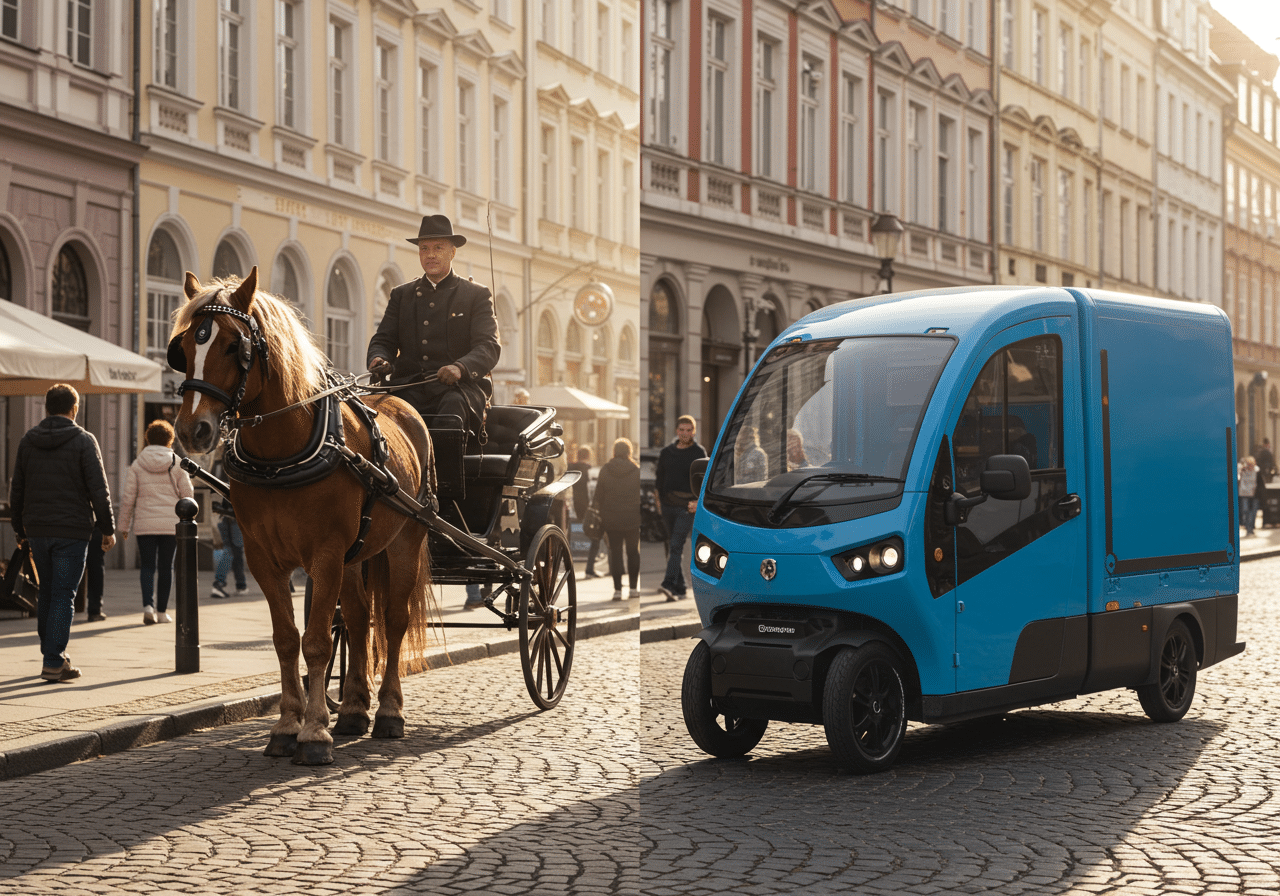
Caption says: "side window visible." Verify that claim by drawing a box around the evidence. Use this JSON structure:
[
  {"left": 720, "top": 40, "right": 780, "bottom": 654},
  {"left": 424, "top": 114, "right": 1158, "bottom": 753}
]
[{"left": 952, "top": 335, "right": 1067, "bottom": 583}]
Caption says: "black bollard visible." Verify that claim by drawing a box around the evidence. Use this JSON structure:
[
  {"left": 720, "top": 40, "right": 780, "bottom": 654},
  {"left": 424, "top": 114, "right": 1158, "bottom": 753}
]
[{"left": 174, "top": 496, "right": 201, "bottom": 673}]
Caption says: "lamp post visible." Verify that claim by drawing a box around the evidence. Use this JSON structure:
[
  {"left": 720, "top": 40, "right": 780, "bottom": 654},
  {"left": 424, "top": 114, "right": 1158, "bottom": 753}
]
[{"left": 870, "top": 213, "right": 905, "bottom": 294}]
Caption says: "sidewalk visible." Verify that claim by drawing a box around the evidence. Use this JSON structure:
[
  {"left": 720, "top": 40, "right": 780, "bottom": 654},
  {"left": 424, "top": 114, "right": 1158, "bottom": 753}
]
[{"left": 7, "top": 526, "right": 1273, "bottom": 781}]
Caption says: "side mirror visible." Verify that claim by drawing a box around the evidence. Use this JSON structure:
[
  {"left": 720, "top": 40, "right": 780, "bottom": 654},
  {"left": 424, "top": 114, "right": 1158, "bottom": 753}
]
[
  {"left": 981, "top": 454, "right": 1032, "bottom": 501},
  {"left": 690, "top": 457, "right": 710, "bottom": 494}
]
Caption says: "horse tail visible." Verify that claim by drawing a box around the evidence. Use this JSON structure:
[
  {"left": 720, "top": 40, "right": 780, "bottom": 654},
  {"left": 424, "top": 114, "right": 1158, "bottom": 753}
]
[{"left": 364, "top": 530, "right": 436, "bottom": 678}]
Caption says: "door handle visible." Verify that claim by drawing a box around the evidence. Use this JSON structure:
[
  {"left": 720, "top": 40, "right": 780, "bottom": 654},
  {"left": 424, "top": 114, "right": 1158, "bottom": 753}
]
[{"left": 1054, "top": 493, "right": 1082, "bottom": 521}]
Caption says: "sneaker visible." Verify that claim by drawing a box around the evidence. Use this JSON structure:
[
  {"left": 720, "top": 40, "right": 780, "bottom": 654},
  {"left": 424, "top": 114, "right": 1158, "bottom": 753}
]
[
  {"left": 143, "top": 606, "right": 158, "bottom": 625},
  {"left": 583, "top": 569, "right": 598, "bottom": 579},
  {"left": 88, "top": 612, "right": 107, "bottom": 622},
  {"left": 629, "top": 589, "right": 640, "bottom": 599},
  {"left": 463, "top": 595, "right": 487, "bottom": 610},
  {"left": 40, "top": 660, "right": 81, "bottom": 683},
  {"left": 612, "top": 590, "right": 623, "bottom": 601},
  {"left": 156, "top": 611, "right": 173, "bottom": 623},
  {"left": 210, "top": 584, "right": 229, "bottom": 599},
  {"left": 659, "top": 585, "right": 677, "bottom": 602},
  {"left": 234, "top": 584, "right": 249, "bottom": 594}
]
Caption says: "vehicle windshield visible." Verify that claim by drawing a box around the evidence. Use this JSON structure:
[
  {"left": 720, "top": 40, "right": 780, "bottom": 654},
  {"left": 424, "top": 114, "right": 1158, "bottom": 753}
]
[{"left": 704, "top": 335, "right": 955, "bottom": 528}]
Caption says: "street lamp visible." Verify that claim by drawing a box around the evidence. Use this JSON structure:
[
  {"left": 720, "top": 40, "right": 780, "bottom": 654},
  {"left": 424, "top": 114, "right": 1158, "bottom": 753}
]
[{"left": 870, "top": 213, "right": 905, "bottom": 294}]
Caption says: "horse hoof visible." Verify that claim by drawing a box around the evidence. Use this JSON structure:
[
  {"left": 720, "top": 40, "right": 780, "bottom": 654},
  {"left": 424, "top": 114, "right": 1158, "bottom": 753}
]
[
  {"left": 264, "top": 733, "right": 298, "bottom": 757},
  {"left": 290, "top": 741, "right": 334, "bottom": 766},
  {"left": 372, "top": 716, "right": 405, "bottom": 739},
  {"left": 334, "top": 714, "right": 370, "bottom": 737}
]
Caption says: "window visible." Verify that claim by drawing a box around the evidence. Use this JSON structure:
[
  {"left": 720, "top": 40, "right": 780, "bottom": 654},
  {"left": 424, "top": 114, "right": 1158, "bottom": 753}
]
[
  {"left": 1031, "top": 158, "right": 1045, "bottom": 252},
  {"left": 1058, "top": 24, "right": 1071, "bottom": 99},
  {"left": 1032, "top": 7, "right": 1045, "bottom": 85},
  {"left": 623, "top": 159, "right": 636, "bottom": 244},
  {"left": 419, "top": 62, "right": 437, "bottom": 177},
  {"left": 648, "top": 0, "right": 677, "bottom": 148},
  {"left": 493, "top": 0, "right": 510, "bottom": 24},
  {"left": 564, "top": 320, "right": 583, "bottom": 388},
  {"left": 52, "top": 245, "right": 90, "bottom": 332},
  {"left": 967, "top": 129, "right": 984, "bottom": 241},
  {"left": 325, "top": 265, "right": 353, "bottom": 371},
  {"left": 597, "top": 150, "right": 611, "bottom": 239},
  {"left": 212, "top": 240, "right": 243, "bottom": 278},
  {"left": 540, "top": 125, "right": 557, "bottom": 220},
  {"left": 220, "top": 0, "right": 245, "bottom": 109},
  {"left": 1137, "top": 205, "right": 1148, "bottom": 284},
  {"left": 877, "top": 91, "right": 896, "bottom": 213},
  {"left": 1058, "top": 169, "right": 1071, "bottom": 259},
  {"left": 800, "top": 56, "right": 822, "bottom": 192},
  {"left": 1079, "top": 38, "right": 1090, "bottom": 110},
  {"left": 570, "top": 138, "right": 584, "bottom": 229},
  {"left": 952, "top": 335, "right": 1065, "bottom": 584},
  {"left": 1136, "top": 75, "right": 1146, "bottom": 140},
  {"left": 1119, "top": 197, "right": 1130, "bottom": 280},
  {"left": 1193, "top": 109, "right": 1201, "bottom": 172},
  {"left": 841, "top": 73, "right": 863, "bottom": 205},
  {"left": 1083, "top": 180, "right": 1093, "bottom": 267},
  {"left": 1227, "top": 163, "right": 1236, "bottom": 224},
  {"left": 0, "top": 240, "right": 10, "bottom": 300},
  {"left": 1101, "top": 53, "right": 1112, "bottom": 121},
  {"left": 1002, "top": 145, "right": 1015, "bottom": 244},
  {"left": 271, "top": 253, "right": 301, "bottom": 306},
  {"left": 908, "top": 103, "right": 927, "bottom": 224},
  {"left": 938, "top": 117, "right": 953, "bottom": 233},
  {"left": 277, "top": 0, "right": 299, "bottom": 128},
  {"left": 1001, "top": 0, "right": 1014, "bottom": 69},
  {"left": 329, "top": 18, "right": 350, "bottom": 146},
  {"left": 147, "top": 230, "right": 183, "bottom": 355},
  {"left": 2, "top": 0, "right": 18, "bottom": 42},
  {"left": 377, "top": 43, "right": 396, "bottom": 162},
  {"left": 156, "top": 0, "right": 178, "bottom": 87},
  {"left": 939, "top": 0, "right": 956, "bottom": 37},
  {"left": 756, "top": 35, "right": 779, "bottom": 179},
  {"left": 67, "top": 0, "right": 91, "bottom": 67},
  {"left": 597, "top": 3, "right": 610, "bottom": 78},
  {"left": 706, "top": 15, "right": 730, "bottom": 166},
  {"left": 1120, "top": 63, "right": 1131, "bottom": 130},
  {"left": 458, "top": 79, "right": 475, "bottom": 191},
  {"left": 966, "top": 0, "right": 984, "bottom": 51},
  {"left": 536, "top": 310, "right": 557, "bottom": 386},
  {"left": 493, "top": 98, "right": 509, "bottom": 203},
  {"left": 541, "top": 0, "right": 557, "bottom": 44},
  {"left": 621, "top": 19, "right": 635, "bottom": 89}
]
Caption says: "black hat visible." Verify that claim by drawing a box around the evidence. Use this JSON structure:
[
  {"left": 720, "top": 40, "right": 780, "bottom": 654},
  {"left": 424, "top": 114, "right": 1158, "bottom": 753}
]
[{"left": 406, "top": 214, "right": 467, "bottom": 247}]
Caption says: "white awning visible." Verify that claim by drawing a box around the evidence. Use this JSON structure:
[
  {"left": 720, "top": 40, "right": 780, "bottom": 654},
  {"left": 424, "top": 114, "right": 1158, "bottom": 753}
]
[
  {"left": 527, "top": 384, "right": 632, "bottom": 421},
  {"left": 0, "top": 300, "right": 163, "bottom": 396}
]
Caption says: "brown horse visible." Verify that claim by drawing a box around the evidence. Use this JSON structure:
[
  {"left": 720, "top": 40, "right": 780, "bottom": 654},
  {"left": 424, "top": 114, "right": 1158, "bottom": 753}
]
[{"left": 170, "top": 267, "right": 435, "bottom": 765}]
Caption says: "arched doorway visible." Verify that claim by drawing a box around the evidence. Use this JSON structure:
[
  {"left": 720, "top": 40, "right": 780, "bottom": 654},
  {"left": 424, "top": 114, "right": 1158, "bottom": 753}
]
[
  {"left": 648, "top": 278, "right": 681, "bottom": 447},
  {"left": 700, "top": 284, "right": 740, "bottom": 453}
]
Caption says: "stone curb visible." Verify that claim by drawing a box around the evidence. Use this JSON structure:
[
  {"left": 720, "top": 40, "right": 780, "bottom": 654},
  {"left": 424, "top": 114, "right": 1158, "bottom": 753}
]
[
  {"left": 0, "top": 612, "right": 643, "bottom": 781},
  {"left": 1241, "top": 549, "right": 1280, "bottom": 563}
]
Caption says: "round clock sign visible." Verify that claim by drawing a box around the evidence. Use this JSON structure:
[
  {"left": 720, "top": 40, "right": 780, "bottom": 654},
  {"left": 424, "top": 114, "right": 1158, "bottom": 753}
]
[{"left": 572, "top": 282, "right": 614, "bottom": 327}]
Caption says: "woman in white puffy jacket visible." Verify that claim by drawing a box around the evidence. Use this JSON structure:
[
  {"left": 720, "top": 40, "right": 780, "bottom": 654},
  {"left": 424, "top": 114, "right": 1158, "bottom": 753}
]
[{"left": 117, "top": 419, "right": 194, "bottom": 624}]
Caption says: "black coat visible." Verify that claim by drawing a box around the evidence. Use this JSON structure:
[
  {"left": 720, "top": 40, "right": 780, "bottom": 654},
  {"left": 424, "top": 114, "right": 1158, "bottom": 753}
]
[
  {"left": 9, "top": 416, "right": 115, "bottom": 540},
  {"left": 592, "top": 457, "right": 641, "bottom": 531},
  {"left": 366, "top": 270, "right": 500, "bottom": 426}
]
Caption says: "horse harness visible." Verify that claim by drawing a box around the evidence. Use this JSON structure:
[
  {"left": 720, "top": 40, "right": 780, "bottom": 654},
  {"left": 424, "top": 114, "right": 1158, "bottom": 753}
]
[{"left": 170, "top": 301, "right": 430, "bottom": 563}]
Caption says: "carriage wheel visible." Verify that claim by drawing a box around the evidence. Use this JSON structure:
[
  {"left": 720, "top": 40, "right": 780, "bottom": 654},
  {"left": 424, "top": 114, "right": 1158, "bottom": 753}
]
[{"left": 519, "top": 525, "right": 577, "bottom": 710}]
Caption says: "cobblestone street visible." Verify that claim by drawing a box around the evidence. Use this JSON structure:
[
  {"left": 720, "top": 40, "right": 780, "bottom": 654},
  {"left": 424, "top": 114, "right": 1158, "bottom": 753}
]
[
  {"left": 638, "top": 559, "right": 1280, "bottom": 896},
  {"left": 0, "top": 632, "right": 640, "bottom": 896}
]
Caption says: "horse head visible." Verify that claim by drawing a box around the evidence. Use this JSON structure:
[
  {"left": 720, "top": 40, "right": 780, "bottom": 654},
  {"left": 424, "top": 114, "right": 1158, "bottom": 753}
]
[{"left": 170, "top": 267, "right": 267, "bottom": 454}]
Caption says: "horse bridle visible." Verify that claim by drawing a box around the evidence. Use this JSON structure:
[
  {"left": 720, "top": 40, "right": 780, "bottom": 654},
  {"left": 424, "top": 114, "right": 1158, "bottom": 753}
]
[{"left": 167, "top": 302, "right": 270, "bottom": 425}]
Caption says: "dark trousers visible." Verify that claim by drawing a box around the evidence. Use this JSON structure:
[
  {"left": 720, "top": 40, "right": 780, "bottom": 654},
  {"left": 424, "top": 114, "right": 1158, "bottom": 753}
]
[
  {"left": 136, "top": 534, "right": 177, "bottom": 612},
  {"left": 29, "top": 537, "right": 89, "bottom": 669},
  {"left": 660, "top": 505, "right": 695, "bottom": 594},
  {"left": 605, "top": 528, "right": 640, "bottom": 590},
  {"left": 86, "top": 532, "right": 105, "bottom": 616}
]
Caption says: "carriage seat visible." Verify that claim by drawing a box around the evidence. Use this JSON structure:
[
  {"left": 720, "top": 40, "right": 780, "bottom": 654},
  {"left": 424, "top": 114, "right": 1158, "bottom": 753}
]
[{"left": 464, "top": 454, "right": 516, "bottom": 480}]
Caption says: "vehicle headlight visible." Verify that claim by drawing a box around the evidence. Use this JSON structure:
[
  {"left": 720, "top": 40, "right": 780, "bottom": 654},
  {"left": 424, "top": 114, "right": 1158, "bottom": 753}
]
[
  {"left": 694, "top": 535, "right": 729, "bottom": 579},
  {"left": 834, "top": 537, "right": 904, "bottom": 582}
]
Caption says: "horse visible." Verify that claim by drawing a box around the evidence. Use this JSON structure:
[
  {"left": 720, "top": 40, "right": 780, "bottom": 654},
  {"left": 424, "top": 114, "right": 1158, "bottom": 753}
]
[{"left": 169, "top": 267, "right": 436, "bottom": 765}]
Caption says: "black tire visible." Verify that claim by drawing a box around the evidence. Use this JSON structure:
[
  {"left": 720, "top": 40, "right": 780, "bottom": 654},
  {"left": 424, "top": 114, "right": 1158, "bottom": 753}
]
[
  {"left": 519, "top": 525, "right": 577, "bottom": 710},
  {"left": 681, "top": 640, "right": 769, "bottom": 758},
  {"left": 1137, "top": 618, "right": 1197, "bottom": 722},
  {"left": 822, "top": 643, "right": 907, "bottom": 774}
]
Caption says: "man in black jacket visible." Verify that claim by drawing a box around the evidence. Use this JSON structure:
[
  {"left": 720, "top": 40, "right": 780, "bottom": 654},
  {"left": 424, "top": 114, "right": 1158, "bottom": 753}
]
[
  {"left": 367, "top": 214, "right": 500, "bottom": 435},
  {"left": 9, "top": 384, "right": 116, "bottom": 682},
  {"left": 655, "top": 415, "right": 707, "bottom": 601}
]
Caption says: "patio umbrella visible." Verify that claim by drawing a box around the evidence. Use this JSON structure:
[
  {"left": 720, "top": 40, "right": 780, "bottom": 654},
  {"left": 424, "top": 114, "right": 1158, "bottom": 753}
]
[{"left": 526, "top": 384, "right": 631, "bottom": 422}]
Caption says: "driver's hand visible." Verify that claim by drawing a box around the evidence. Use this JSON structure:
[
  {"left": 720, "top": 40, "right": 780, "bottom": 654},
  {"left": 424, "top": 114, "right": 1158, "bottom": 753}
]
[
  {"left": 437, "top": 364, "right": 463, "bottom": 386},
  {"left": 368, "top": 357, "right": 393, "bottom": 379}
]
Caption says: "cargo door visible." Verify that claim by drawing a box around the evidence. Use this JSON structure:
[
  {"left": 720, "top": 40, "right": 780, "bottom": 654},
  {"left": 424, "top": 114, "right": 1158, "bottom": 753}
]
[{"left": 950, "top": 317, "right": 1087, "bottom": 693}]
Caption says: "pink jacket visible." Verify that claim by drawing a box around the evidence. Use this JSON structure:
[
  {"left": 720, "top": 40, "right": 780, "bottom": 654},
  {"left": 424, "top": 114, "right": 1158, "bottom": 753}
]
[{"left": 117, "top": 445, "right": 195, "bottom": 536}]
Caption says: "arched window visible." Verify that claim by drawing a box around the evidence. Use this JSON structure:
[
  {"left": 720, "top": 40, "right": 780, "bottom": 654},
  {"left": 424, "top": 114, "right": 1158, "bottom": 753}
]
[
  {"left": 52, "top": 245, "right": 90, "bottom": 331},
  {"left": 147, "top": 229, "right": 184, "bottom": 356},
  {"left": 212, "top": 239, "right": 243, "bottom": 278},
  {"left": 618, "top": 326, "right": 635, "bottom": 365},
  {"left": 272, "top": 253, "right": 301, "bottom": 306},
  {"left": 648, "top": 279, "right": 682, "bottom": 446},
  {"left": 325, "top": 263, "right": 354, "bottom": 371},
  {"left": 649, "top": 279, "right": 680, "bottom": 334},
  {"left": 0, "top": 239, "right": 11, "bottom": 301},
  {"left": 564, "top": 320, "right": 583, "bottom": 387},
  {"left": 536, "top": 309, "right": 557, "bottom": 385},
  {"left": 589, "top": 324, "right": 610, "bottom": 399},
  {"left": 753, "top": 296, "right": 781, "bottom": 365}
]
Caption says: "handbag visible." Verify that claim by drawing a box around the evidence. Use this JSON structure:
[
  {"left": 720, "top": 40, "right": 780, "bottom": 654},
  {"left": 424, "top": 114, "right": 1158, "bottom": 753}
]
[{"left": 582, "top": 507, "right": 604, "bottom": 540}]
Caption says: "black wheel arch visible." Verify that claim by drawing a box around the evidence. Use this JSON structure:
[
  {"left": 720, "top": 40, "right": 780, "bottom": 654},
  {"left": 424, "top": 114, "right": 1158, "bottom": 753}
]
[{"left": 1143, "top": 604, "right": 1205, "bottom": 688}]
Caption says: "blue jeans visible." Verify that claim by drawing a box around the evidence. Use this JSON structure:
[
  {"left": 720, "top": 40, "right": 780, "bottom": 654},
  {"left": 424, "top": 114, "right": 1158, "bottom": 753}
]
[
  {"left": 660, "top": 504, "right": 695, "bottom": 595},
  {"left": 1241, "top": 494, "right": 1260, "bottom": 534},
  {"left": 136, "top": 534, "right": 177, "bottom": 612},
  {"left": 28, "top": 536, "right": 89, "bottom": 669},
  {"left": 214, "top": 516, "right": 246, "bottom": 589}
]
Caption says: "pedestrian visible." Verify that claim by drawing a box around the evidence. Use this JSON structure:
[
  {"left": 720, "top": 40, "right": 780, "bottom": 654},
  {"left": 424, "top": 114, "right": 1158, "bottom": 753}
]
[
  {"left": 1240, "top": 455, "right": 1260, "bottom": 537},
  {"left": 655, "top": 415, "right": 707, "bottom": 601},
  {"left": 208, "top": 443, "right": 247, "bottom": 599},
  {"left": 787, "top": 428, "right": 809, "bottom": 470},
  {"left": 1255, "top": 438, "right": 1276, "bottom": 483},
  {"left": 366, "top": 214, "right": 500, "bottom": 437},
  {"left": 594, "top": 438, "right": 642, "bottom": 600},
  {"left": 84, "top": 524, "right": 107, "bottom": 622},
  {"left": 735, "top": 424, "right": 768, "bottom": 484},
  {"left": 568, "top": 445, "right": 603, "bottom": 578},
  {"left": 117, "top": 419, "right": 195, "bottom": 624},
  {"left": 8, "top": 383, "right": 116, "bottom": 682}
]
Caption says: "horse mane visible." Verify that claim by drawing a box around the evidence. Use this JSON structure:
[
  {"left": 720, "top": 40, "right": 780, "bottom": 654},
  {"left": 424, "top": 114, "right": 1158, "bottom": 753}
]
[{"left": 172, "top": 275, "right": 329, "bottom": 406}]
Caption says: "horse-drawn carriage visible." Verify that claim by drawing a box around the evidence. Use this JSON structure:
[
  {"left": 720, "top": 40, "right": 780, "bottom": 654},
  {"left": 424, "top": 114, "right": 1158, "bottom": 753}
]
[{"left": 167, "top": 268, "right": 578, "bottom": 765}]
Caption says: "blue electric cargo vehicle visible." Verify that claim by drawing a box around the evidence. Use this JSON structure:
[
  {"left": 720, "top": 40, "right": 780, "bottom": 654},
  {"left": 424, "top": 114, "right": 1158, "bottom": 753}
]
[{"left": 682, "top": 286, "right": 1246, "bottom": 773}]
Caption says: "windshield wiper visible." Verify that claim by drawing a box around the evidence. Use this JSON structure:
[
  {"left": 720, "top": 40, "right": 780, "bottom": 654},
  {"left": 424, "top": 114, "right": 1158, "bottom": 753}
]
[{"left": 766, "top": 472, "right": 904, "bottom": 524}]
